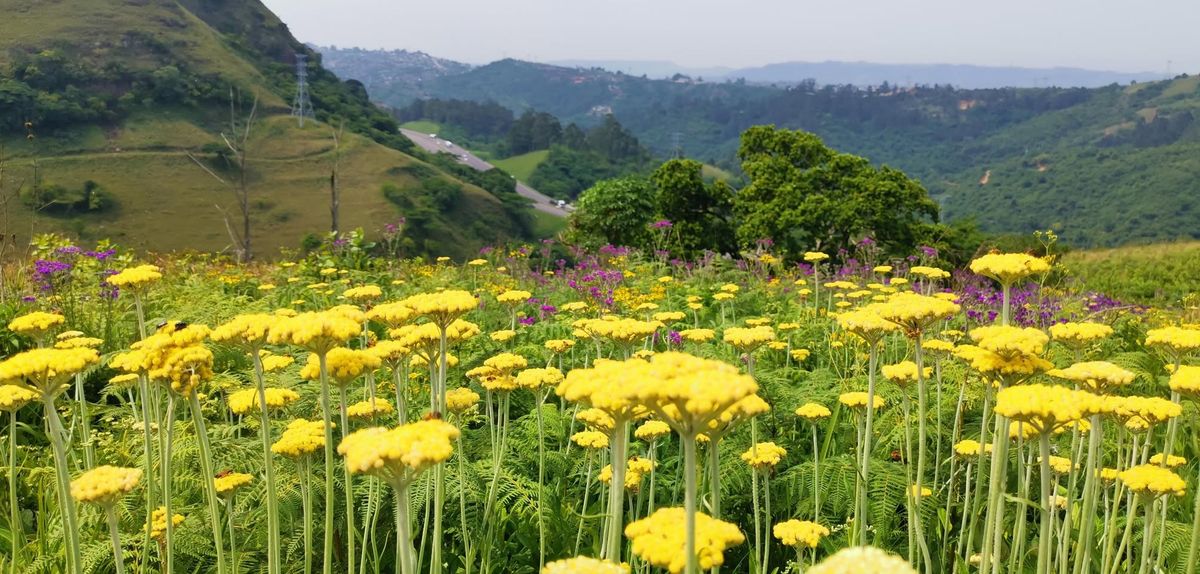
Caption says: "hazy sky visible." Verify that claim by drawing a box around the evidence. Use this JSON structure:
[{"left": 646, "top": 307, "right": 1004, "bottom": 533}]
[{"left": 262, "top": 0, "right": 1197, "bottom": 73}]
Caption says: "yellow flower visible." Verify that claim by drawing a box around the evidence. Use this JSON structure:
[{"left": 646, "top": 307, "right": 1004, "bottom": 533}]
[
  {"left": 445, "top": 387, "right": 481, "bottom": 414},
  {"left": 909, "top": 266, "right": 950, "bottom": 280},
  {"left": 969, "top": 325, "right": 1050, "bottom": 358},
  {"left": 0, "top": 385, "right": 39, "bottom": 412},
  {"left": 598, "top": 457, "right": 658, "bottom": 490},
  {"left": 909, "top": 485, "right": 933, "bottom": 498},
  {"left": 272, "top": 419, "right": 327, "bottom": 458},
  {"left": 515, "top": 367, "right": 564, "bottom": 390},
  {"left": 228, "top": 387, "right": 300, "bottom": 415},
  {"left": 300, "top": 348, "right": 381, "bottom": 387},
  {"left": 881, "top": 361, "right": 932, "bottom": 386},
  {"left": 545, "top": 339, "right": 576, "bottom": 353},
  {"left": 576, "top": 408, "right": 616, "bottom": 433},
  {"left": 343, "top": 285, "right": 383, "bottom": 301},
  {"left": 542, "top": 556, "right": 629, "bottom": 574},
  {"left": 490, "top": 330, "right": 517, "bottom": 343},
  {"left": 1149, "top": 453, "right": 1187, "bottom": 469},
  {"left": 571, "top": 430, "right": 610, "bottom": 450},
  {"left": 260, "top": 353, "right": 295, "bottom": 373},
  {"left": 337, "top": 420, "right": 459, "bottom": 485},
  {"left": 70, "top": 465, "right": 142, "bottom": 505},
  {"left": 794, "top": 402, "right": 831, "bottom": 421},
  {"left": 7, "top": 311, "right": 66, "bottom": 338},
  {"left": 267, "top": 312, "right": 360, "bottom": 354},
  {"left": 147, "top": 506, "right": 185, "bottom": 541},
  {"left": 1098, "top": 468, "right": 1121, "bottom": 483},
  {"left": 365, "top": 302, "right": 414, "bottom": 328},
  {"left": 0, "top": 347, "right": 100, "bottom": 396},
  {"left": 1169, "top": 365, "right": 1200, "bottom": 397},
  {"left": 836, "top": 304, "right": 898, "bottom": 344},
  {"left": 922, "top": 339, "right": 955, "bottom": 354},
  {"left": 790, "top": 349, "right": 811, "bottom": 362},
  {"left": 879, "top": 292, "right": 960, "bottom": 335},
  {"left": 653, "top": 311, "right": 686, "bottom": 324},
  {"left": 839, "top": 392, "right": 885, "bottom": 410},
  {"left": 1118, "top": 464, "right": 1186, "bottom": 497},
  {"left": 1047, "top": 361, "right": 1134, "bottom": 393},
  {"left": 808, "top": 546, "right": 917, "bottom": 574},
  {"left": 722, "top": 326, "right": 776, "bottom": 352},
  {"left": 1049, "top": 322, "right": 1114, "bottom": 347},
  {"left": 712, "top": 292, "right": 735, "bottom": 302},
  {"left": 773, "top": 519, "right": 828, "bottom": 548},
  {"left": 1040, "top": 456, "right": 1074, "bottom": 474},
  {"left": 1108, "top": 396, "right": 1181, "bottom": 430},
  {"left": 468, "top": 259, "right": 488, "bottom": 267},
  {"left": 54, "top": 336, "right": 103, "bottom": 349},
  {"left": 803, "top": 252, "right": 829, "bottom": 263},
  {"left": 624, "top": 507, "right": 744, "bottom": 573},
  {"left": 993, "top": 385, "right": 1095, "bottom": 434},
  {"left": 740, "top": 442, "right": 787, "bottom": 470},
  {"left": 678, "top": 329, "right": 715, "bottom": 343},
  {"left": 214, "top": 472, "right": 254, "bottom": 496},
  {"left": 969, "top": 253, "right": 1050, "bottom": 285},
  {"left": 107, "top": 264, "right": 162, "bottom": 289},
  {"left": 347, "top": 398, "right": 395, "bottom": 419},
  {"left": 953, "top": 439, "right": 992, "bottom": 457},
  {"left": 1145, "top": 326, "right": 1200, "bottom": 355},
  {"left": 497, "top": 290, "right": 532, "bottom": 305},
  {"left": 634, "top": 420, "right": 672, "bottom": 441}
]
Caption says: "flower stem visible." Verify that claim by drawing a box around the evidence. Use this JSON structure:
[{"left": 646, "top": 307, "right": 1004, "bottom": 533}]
[
  {"left": 535, "top": 390, "right": 547, "bottom": 570},
  {"left": 105, "top": 506, "right": 125, "bottom": 574},
  {"left": 604, "top": 421, "right": 629, "bottom": 563},
  {"left": 811, "top": 425, "right": 820, "bottom": 523},
  {"left": 251, "top": 352, "right": 280, "bottom": 574},
  {"left": 8, "top": 412, "right": 21, "bottom": 574},
  {"left": 1073, "top": 416, "right": 1103, "bottom": 574},
  {"left": 161, "top": 394, "right": 177, "bottom": 574},
  {"left": 339, "top": 387, "right": 357, "bottom": 574},
  {"left": 455, "top": 431, "right": 472, "bottom": 574},
  {"left": 301, "top": 458, "right": 314, "bottom": 574},
  {"left": 188, "top": 392, "right": 228, "bottom": 574},
  {"left": 394, "top": 482, "right": 415, "bottom": 574},
  {"left": 318, "top": 353, "right": 335, "bottom": 574},
  {"left": 683, "top": 435, "right": 699, "bottom": 574},
  {"left": 1038, "top": 433, "right": 1053, "bottom": 574}
]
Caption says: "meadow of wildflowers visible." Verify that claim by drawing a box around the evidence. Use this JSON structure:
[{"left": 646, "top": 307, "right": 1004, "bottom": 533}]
[{"left": 0, "top": 233, "right": 1197, "bottom": 574}]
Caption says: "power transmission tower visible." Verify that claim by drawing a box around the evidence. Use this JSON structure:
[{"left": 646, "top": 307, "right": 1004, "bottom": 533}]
[
  {"left": 291, "top": 52, "right": 315, "bottom": 126},
  {"left": 672, "top": 132, "right": 683, "bottom": 158}
]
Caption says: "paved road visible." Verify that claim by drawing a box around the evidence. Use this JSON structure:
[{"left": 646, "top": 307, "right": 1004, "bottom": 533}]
[{"left": 400, "top": 128, "right": 570, "bottom": 217}]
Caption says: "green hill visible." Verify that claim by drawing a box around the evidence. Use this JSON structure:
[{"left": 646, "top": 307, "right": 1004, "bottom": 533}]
[
  {"left": 491, "top": 149, "right": 548, "bottom": 181},
  {"left": 320, "top": 50, "right": 1200, "bottom": 248},
  {"left": 0, "top": 0, "right": 532, "bottom": 258}
]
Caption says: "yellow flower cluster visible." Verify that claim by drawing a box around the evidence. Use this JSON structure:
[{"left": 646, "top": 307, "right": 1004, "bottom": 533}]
[
  {"left": 575, "top": 317, "right": 661, "bottom": 346},
  {"left": 994, "top": 385, "right": 1095, "bottom": 433},
  {"left": 300, "top": 348, "right": 381, "bottom": 387},
  {"left": 1118, "top": 464, "right": 1187, "bottom": 497},
  {"left": 879, "top": 292, "right": 960, "bottom": 334},
  {"left": 211, "top": 314, "right": 281, "bottom": 348},
  {"left": 106, "top": 264, "right": 162, "bottom": 288},
  {"left": 269, "top": 311, "right": 361, "bottom": 354},
  {"left": 147, "top": 506, "right": 184, "bottom": 541},
  {"left": 804, "top": 252, "right": 829, "bottom": 263},
  {"left": 516, "top": 367, "right": 565, "bottom": 390},
  {"left": 545, "top": 339, "right": 576, "bottom": 353},
  {"left": 365, "top": 302, "right": 414, "bottom": 328},
  {"left": 722, "top": 326, "right": 776, "bottom": 352},
  {"left": 54, "top": 336, "right": 102, "bottom": 349},
  {"left": 1040, "top": 456, "right": 1074, "bottom": 474},
  {"left": 541, "top": 556, "right": 629, "bottom": 574},
  {"left": 271, "top": 419, "right": 327, "bottom": 458},
  {"left": 634, "top": 420, "right": 672, "bottom": 441},
  {"left": 342, "top": 285, "right": 382, "bottom": 301},
  {"left": 624, "top": 507, "right": 744, "bottom": 573},
  {"left": 839, "top": 392, "right": 885, "bottom": 410},
  {"left": 1149, "top": 453, "right": 1187, "bottom": 468},
  {"left": 7, "top": 311, "right": 66, "bottom": 338},
  {"left": 576, "top": 408, "right": 616, "bottom": 433},
  {"left": 629, "top": 353, "right": 760, "bottom": 434},
  {"left": 214, "top": 472, "right": 254, "bottom": 495},
  {"left": 953, "top": 439, "right": 992, "bottom": 457},
  {"left": 1145, "top": 326, "right": 1200, "bottom": 354},
  {"left": 70, "top": 465, "right": 142, "bottom": 505},
  {"left": 260, "top": 353, "right": 295, "bottom": 372},
  {"left": 0, "top": 347, "right": 100, "bottom": 396},
  {"left": 740, "top": 442, "right": 787, "bottom": 469},
  {"left": 836, "top": 304, "right": 898, "bottom": 343},
  {"left": 808, "top": 546, "right": 917, "bottom": 574},
  {"left": 772, "top": 519, "right": 829, "bottom": 548},
  {"left": 969, "top": 253, "right": 1051, "bottom": 285},
  {"left": 108, "top": 373, "right": 139, "bottom": 389},
  {"left": 1108, "top": 396, "right": 1181, "bottom": 430},
  {"left": 794, "top": 402, "right": 831, "bottom": 421},
  {"left": 497, "top": 289, "right": 532, "bottom": 304},
  {"left": 571, "top": 430, "right": 610, "bottom": 450},
  {"left": 228, "top": 387, "right": 300, "bottom": 415},
  {"left": 337, "top": 420, "right": 459, "bottom": 483},
  {"left": 490, "top": 330, "right": 517, "bottom": 343},
  {"left": 0, "top": 385, "right": 39, "bottom": 411},
  {"left": 347, "top": 398, "right": 395, "bottom": 419},
  {"left": 969, "top": 326, "right": 1049, "bottom": 358},
  {"left": 678, "top": 329, "right": 715, "bottom": 343},
  {"left": 1048, "top": 322, "right": 1114, "bottom": 347},
  {"left": 1047, "top": 361, "right": 1134, "bottom": 393},
  {"left": 1169, "top": 365, "right": 1200, "bottom": 396},
  {"left": 400, "top": 290, "right": 478, "bottom": 326},
  {"left": 598, "top": 457, "right": 657, "bottom": 490},
  {"left": 445, "top": 387, "right": 481, "bottom": 414},
  {"left": 909, "top": 266, "right": 950, "bottom": 280},
  {"left": 881, "top": 361, "right": 932, "bottom": 386},
  {"left": 653, "top": 311, "right": 686, "bottom": 324}
]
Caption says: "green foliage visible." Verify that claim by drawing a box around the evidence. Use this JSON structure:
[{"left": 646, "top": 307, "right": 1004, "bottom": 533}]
[
  {"left": 734, "top": 126, "right": 939, "bottom": 259},
  {"left": 650, "top": 158, "right": 736, "bottom": 256},
  {"left": 568, "top": 176, "right": 655, "bottom": 248}
]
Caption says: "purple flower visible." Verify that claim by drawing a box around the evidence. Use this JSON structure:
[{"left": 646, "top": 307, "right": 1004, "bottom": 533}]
[
  {"left": 84, "top": 249, "right": 116, "bottom": 261},
  {"left": 20, "top": 295, "right": 36, "bottom": 303},
  {"left": 518, "top": 316, "right": 537, "bottom": 327},
  {"left": 56, "top": 245, "right": 82, "bottom": 255},
  {"left": 668, "top": 330, "right": 683, "bottom": 347},
  {"left": 650, "top": 220, "right": 673, "bottom": 229}
]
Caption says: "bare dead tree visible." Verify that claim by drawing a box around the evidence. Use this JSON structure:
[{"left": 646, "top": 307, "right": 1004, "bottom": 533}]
[
  {"left": 0, "top": 143, "right": 22, "bottom": 305},
  {"left": 187, "top": 89, "right": 258, "bottom": 262},
  {"left": 329, "top": 120, "right": 344, "bottom": 235}
]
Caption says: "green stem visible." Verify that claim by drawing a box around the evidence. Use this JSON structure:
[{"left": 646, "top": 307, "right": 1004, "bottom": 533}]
[
  {"left": 456, "top": 432, "right": 472, "bottom": 574},
  {"left": 1073, "top": 416, "right": 1103, "bottom": 574},
  {"left": 8, "top": 412, "right": 21, "bottom": 574},
  {"left": 751, "top": 468, "right": 762, "bottom": 573},
  {"left": 431, "top": 327, "right": 449, "bottom": 574},
  {"left": 1001, "top": 284, "right": 1011, "bottom": 326},
  {"left": 1038, "top": 433, "right": 1053, "bottom": 574},
  {"left": 161, "top": 394, "right": 177, "bottom": 574},
  {"left": 575, "top": 452, "right": 595, "bottom": 556},
  {"left": 75, "top": 373, "right": 94, "bottom": 469},
  {"left": 979, "top": 412, "right": 1010, "bottom": 574},
  {"left": 105, "top": 506, "right": 125, "bottom": 574},
  {"left": 318, "top": 353, "right": 335, "bottom": 574},
  {"left": 339, "top": 387, "right": 357, "bottom": 574},
  {"left": 251, "top": 352, "right": 280, "bottom": 574},
  {"left": 395, "top": 482, "right": 415, "bottom": 574},
  {"left": 859, "top": 343, "right": 880, "bottom": 543},
  {"left": 762, "top": 473, "right": 771, "bottom": 574},
  {"left": 227, "top": 496, "right": 239, "bottom": 573},
  {"left": 811, "top": 425, "right": 820, "bottom": 523},
  {"left": 188, "top": 392, "right": 228, "bottom": 574},
  {"left": 604, "top": 421, "right": 629, "bottom": 563},
  {"left": 137, "top": 373, "right": 155, "bottom": 571},
  {"left": 684, "top": 435, "right": 699, "bottom": 574},
  {"left": 535, "top": 390, "right": 547, "bottom": 570},
  {"left": 912, "top": 339, "right": 933, "bottom": 572},
  {"left": 708, "top": 441, "right": 721, "bottom": 519},
  {"left": 1138, "top": 499, "right": 1156, "bottom": 574},
  {"left": 301, "top": 458, "right": 314, "bottom": 574}
]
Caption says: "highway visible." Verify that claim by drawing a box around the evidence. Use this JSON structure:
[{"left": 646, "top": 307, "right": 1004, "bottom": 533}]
[{"left": 400, "top": 128, "right": 570, "bottom": 217}]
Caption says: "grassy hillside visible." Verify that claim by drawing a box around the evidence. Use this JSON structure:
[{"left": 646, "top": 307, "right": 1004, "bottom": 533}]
[
  {"left": 321, "top": 52, "right": 1200, "bottom": 248},
  {"left": 491, "top": 149, "right": 548, "bottom": 181},
  {"left": 1061, "top": 241, "right": 1200, "bottom": 305},
  {"left": 0, "top": 0, "right": 532, "bottom": 257}
]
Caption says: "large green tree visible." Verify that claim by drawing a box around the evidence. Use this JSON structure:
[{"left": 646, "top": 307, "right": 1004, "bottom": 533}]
[
  {"left": 651, "top": 158, "right": 736, "bottom": 256},
  {"left": 734, "top": 125, "right": 938, "bottom": 258},
  {"left": 568, "top": 176, "right": 655, "bottom": 248}
]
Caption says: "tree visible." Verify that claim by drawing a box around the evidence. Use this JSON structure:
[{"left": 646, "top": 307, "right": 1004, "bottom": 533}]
[
  {"left": 187, "top": 90, "right": 258, "bottom": 262},
  {"left": 734, "top": 125, "right": 938, "bottom": 258},
  {"left": 568, "top": 176, "right": 655, "bottom": 248},
  {"left": 329, "top": 121, "right": 345, "bottom": 235},
  {"left": 650, "top": 158, "right": 736, "bottom": 256}
]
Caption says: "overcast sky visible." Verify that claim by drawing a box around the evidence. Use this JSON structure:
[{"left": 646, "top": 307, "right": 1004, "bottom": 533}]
[{"left": 261, "top": 0, "right": 1197, "bottom": 73}]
